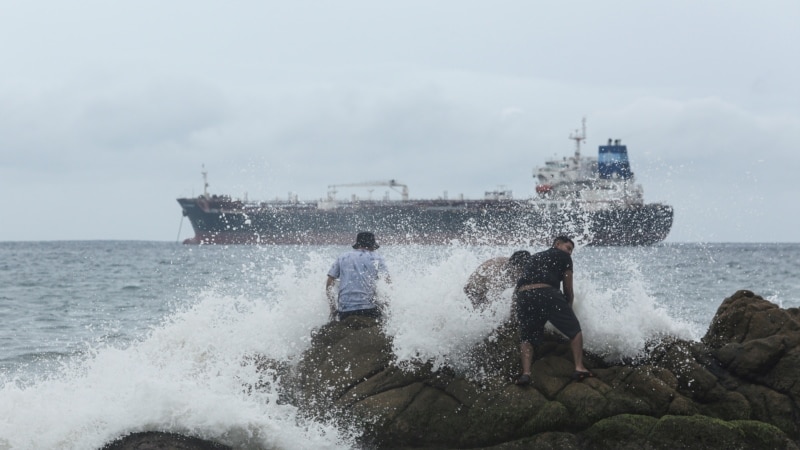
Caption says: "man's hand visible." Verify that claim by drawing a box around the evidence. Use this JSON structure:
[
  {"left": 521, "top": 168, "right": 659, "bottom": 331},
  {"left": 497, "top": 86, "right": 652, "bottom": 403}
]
[{"left": 562, "top": 270, "right": 574, "bottom": 307}]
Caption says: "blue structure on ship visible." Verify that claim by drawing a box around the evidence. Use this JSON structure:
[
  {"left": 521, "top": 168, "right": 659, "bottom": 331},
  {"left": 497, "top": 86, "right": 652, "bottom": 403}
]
[{"left": 598, "top": 139, "right": 633, "bottom": 180}]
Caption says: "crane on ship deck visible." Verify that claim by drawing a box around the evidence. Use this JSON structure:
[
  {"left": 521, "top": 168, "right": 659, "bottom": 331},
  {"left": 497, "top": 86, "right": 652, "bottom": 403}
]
[{"left": 327, "top": 180, "right": 409, "bottom": 201}]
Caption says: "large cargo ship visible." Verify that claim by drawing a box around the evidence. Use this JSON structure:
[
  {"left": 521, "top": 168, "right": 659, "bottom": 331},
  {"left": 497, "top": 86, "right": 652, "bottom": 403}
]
[{"left": 177, "top": 120, "right": 673, "bottom": 246}]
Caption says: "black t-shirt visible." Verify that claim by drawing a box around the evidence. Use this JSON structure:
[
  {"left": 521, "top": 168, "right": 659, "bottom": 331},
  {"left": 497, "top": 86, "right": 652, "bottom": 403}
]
[{"left": 517, "top": 247, "right": 573, "bottom": 289}]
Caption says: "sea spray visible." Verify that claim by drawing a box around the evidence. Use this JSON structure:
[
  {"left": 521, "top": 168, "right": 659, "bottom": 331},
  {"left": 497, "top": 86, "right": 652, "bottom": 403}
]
[
  {"left": 384, "top": 247, "right": 511, "bottom": 372},
  {"left": 0, "top": 249, "right": 357, "bottom": 450},
  {"left": 0, "top": 242, "right": 730, "bottom": 449},
  {"left": 382, "top": 244, "right": 701, "bottom": 372},
  {"left": 577, "top": 263, "right": 701, "bottom": 363}
]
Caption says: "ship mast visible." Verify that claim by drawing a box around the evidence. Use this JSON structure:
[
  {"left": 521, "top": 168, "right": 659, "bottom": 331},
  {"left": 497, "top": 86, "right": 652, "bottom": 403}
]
[
  {"left": 568, "top": 117, "right": 587, "bottom": 175},
  {"left": 201, "top": 164, "right": 209, "bottom": 198},
  {"left": 569, "top": 117, "right": 587, "bottom": 159}
]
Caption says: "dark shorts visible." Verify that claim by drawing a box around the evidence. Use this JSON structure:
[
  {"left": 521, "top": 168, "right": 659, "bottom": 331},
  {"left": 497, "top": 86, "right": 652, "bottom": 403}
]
[
  {"left": 515, "top": 287, "right": 582, "bottom": 344},
  {"left": 338, "top": 308, "right": 381, "bottom": 321}
]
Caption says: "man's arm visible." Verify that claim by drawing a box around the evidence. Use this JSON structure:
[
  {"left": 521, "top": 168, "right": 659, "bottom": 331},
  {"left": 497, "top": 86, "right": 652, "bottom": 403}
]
[
  {"left": 376, "top": 255, "right": 391, "bottom": 284},
  {"left": 464, "top": 269, "right": 488, "bottom": 308},
  {"left": 326, "top": 275, "right": 338, "bottom": 319},
  {"left": 562, "top": 270, "right": 574, "bottom": 307}
]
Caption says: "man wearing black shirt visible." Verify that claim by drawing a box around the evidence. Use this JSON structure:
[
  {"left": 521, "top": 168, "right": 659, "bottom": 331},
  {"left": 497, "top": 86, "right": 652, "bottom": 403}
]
[{"left": 514, "top": 236, "right": 593, "bottom": 385}]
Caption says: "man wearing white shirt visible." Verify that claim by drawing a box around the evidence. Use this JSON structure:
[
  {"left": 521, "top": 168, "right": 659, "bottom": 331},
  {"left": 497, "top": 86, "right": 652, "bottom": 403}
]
[{"left": 326, "top": 232, "right": 391, "bottom": 321}]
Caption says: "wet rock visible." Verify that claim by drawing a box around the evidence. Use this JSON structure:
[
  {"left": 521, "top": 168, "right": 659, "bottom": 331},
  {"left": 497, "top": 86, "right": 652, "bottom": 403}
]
[
  {"left": 280, "top": 291, "right": 800, "bottom": 449},
  {"left": 100, "top": 431, "right": 230, "bottom": 450},
  {"left": 582, "top": 414, "right": 796, "bottom": 450}
]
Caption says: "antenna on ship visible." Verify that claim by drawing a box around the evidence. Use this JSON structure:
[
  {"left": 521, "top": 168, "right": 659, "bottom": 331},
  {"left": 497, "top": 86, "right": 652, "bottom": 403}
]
[
  {"left": 569, "top": 117, "right": 587, "bottom": 159},
  {"left": 201, "top": 164, "right": 209, "bottom": 198}
]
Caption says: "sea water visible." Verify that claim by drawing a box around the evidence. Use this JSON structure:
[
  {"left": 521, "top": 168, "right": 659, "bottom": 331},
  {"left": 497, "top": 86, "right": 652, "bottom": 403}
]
[{"left": 0, "top": 241, "right": 798, "bottom": 449}]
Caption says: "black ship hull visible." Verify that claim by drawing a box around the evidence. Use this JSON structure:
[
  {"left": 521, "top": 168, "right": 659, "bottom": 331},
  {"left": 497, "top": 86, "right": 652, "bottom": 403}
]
[{"left": 177, "top": 197, "right": 673, "bottom": 246}]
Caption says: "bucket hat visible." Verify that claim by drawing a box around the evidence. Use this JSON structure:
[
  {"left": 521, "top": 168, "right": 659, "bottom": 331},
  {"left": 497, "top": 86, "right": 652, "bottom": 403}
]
[{"left": 353, "top": 231, "right": 379, "bottom": 250}]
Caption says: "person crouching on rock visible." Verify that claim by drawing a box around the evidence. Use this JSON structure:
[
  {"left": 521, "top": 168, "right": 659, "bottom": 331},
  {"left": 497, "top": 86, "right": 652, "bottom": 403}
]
[
  {"left": 514, "top": 236, "right": 593, "bottom": 386},
  {"left": 326, "top": 232, "right": 391, "bottom": 322},
  {"left": 464, "top": 250, "right": 530, "bottom": 310}
]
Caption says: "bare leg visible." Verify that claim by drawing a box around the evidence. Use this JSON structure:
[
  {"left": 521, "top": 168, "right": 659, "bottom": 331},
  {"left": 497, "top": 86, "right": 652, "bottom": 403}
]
[
  {"left": 571, "top": 332, "right": 588, "bottom": 372},
  {"left": 520, "top": 341, "right": 534, "bottom": 375}
]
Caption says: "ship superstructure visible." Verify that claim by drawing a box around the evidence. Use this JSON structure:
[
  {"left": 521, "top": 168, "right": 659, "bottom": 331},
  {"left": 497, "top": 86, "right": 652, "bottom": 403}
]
[{"left": 534, "top": 119, "right": 645, "bottom": 211}]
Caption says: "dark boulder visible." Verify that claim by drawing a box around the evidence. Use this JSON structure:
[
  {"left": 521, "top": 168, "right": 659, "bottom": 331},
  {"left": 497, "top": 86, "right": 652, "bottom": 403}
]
[
  {"left": 284, "top": 290, "right": 800, "bottom": 449},
  {"left": 101, "top": 431, "right": 231, "bottom": 450}
]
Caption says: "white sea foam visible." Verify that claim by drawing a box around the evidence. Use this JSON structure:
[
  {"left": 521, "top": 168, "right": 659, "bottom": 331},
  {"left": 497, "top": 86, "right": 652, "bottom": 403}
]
[
  {"left": 0, "top": 244, "right": 707, "bottom": 449},
  {"left": 0, "top": 298, "right": 351, "bottom": 449},
  {"left": 576, "top": 263, "right": 702, "bottom": 362},
  {"left": 382, "top": 245, "right": 701, "bottom": 368}
]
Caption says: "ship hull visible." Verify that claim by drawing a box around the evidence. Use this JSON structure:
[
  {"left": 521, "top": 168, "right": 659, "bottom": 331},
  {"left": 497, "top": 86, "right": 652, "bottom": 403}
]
[{"left": 177, "top": 198, "right": 673, "bottom": 246}]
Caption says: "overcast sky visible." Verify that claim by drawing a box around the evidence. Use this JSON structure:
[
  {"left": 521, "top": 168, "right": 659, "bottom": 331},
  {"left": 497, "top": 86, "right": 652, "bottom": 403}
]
[{"left": 2, "top": 1, "right": 798, "bottom": 243}]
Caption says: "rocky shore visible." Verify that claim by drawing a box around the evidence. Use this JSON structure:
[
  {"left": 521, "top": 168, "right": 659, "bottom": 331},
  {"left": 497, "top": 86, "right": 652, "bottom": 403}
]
[{"left": 104, "top": 290, "right": 800, "bottom": 449}]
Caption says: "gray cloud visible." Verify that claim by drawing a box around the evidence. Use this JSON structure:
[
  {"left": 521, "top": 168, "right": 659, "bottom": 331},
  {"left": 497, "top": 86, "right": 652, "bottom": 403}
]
[{"left": 1, "top": 0, "right": 798, "bottom": 242}]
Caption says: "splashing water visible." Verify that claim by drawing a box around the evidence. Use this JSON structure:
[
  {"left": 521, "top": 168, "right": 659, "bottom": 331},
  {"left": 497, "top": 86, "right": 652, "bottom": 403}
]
[
  {"left": 577, "top": 259, "right": 701, "bottom": 362},
  {"left": 0, "top": 242, "right": 736, "bottom": 449}
]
